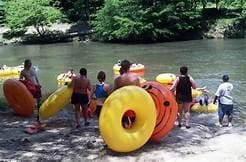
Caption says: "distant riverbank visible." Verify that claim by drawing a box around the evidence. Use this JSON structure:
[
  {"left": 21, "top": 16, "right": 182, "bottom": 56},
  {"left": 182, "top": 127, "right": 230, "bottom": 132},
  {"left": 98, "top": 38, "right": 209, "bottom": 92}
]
[
  {"left": 0, "top": 20, "right": 245, "bottom": 45},
  {"left": 0, "top": 23, "right": 94, "bottom": 45}
]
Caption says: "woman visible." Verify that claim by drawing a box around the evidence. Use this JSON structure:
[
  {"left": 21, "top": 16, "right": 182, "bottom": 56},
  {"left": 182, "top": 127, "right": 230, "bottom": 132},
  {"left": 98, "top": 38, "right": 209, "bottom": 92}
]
[{"left": 170, "top": 66, "right": 196, "bottom": 129}]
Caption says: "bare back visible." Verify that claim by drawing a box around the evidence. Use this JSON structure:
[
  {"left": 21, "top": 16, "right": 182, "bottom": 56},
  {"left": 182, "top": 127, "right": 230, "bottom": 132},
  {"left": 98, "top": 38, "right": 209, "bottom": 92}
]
[
  {"left": 114, "top": 73, "right": 140, "bottom": 90},
  {"left": 71, "top": 76, "right": 91, "bottom": 94}
]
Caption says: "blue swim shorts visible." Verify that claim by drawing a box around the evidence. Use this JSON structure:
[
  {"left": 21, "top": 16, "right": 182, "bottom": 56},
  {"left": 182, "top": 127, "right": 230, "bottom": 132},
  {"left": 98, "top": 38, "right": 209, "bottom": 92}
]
[{"left": 218, "top": 103, "right": 233, "bottom": 120}]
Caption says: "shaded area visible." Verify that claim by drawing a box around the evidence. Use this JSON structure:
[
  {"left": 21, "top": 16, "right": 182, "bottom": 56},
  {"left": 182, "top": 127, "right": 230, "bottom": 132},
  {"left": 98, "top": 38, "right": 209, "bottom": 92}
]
[{"left": 0, "top": 105, "right": 245, "bottom": 161}]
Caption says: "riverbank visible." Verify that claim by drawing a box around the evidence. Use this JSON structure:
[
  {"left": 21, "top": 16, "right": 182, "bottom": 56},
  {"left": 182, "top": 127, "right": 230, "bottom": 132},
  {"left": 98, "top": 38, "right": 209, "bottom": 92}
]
[
  {"left": 0, "top": 105, "right": 245, "bottom": 161},
  {"left": 0, "top": 18, "right": 245, "bottom": 45},
  {"left": 0, "top": 23, "right": 94, "bottom": 45}
]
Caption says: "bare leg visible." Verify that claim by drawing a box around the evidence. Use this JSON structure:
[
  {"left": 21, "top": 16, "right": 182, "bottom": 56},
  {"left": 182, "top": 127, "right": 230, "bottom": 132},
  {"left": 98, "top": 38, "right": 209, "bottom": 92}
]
[
  {"left": 36, "top": 98, "right": 41, "bottom": 123},
  {"left": 74, "top": 104, "right": 81, "bottom": 127},
  {"left": 184, "top": 102, "right": 192, "bottom": 128},
  {"left": 82, "top": 104, "right": 89, "bottom": 126},
  {"left": 177, "top": 103, "right": 183, "bottom": 127}
]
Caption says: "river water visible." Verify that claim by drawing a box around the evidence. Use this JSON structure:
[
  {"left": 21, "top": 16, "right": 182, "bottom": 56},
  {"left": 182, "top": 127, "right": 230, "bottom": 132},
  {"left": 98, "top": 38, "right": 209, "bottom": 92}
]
[{"left": 0, "top": 39, "right": 245, "bottom": 124}]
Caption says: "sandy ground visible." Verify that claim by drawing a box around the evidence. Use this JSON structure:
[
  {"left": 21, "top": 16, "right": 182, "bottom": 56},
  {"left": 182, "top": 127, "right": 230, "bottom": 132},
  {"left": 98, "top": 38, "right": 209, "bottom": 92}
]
[{"left": 0, "top": 105, "right": 245, "bottom": 162}]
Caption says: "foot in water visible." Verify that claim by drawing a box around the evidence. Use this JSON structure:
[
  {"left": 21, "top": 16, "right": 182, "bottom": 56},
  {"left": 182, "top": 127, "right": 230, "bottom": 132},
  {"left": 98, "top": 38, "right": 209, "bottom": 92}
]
[
  {"left": 84, "top": 122, "right": 90, "bottom": 126},
  {"left": 185, "top": 125, "right": 191, "bottom": 129}
]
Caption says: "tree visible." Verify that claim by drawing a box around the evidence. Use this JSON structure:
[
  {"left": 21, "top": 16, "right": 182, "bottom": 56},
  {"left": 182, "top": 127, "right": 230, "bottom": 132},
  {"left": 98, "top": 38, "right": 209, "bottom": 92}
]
[
  {"left": 92, "top": 0, "right": 202, "bottom": 42},
  {"left": 5, "top": 0, "right": 62, "bottom": 37}
]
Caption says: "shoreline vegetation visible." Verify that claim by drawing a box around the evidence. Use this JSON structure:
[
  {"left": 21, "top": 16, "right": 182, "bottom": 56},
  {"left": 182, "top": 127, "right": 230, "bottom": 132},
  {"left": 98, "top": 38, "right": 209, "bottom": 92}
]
[
  {"left": 0, "top": 0, "right": 245, "bottom": 45},
  {"left": 0, "top": 19, "right": 245, "bottom": 46}
]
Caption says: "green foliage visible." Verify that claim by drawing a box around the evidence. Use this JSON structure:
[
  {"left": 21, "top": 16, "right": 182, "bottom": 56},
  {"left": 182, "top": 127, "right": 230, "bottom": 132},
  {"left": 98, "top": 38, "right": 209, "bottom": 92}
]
[
  {"left": 92, "top": 0, "right": 202, "bottom": 42},
  {"left": 0, "top": 0, "right": 6, "bottom": 25},
  {"left": 5, "top": 0, "right": 62, "bottom": 36},
  {"left": 52, "top": 0, "right": 104, "bottom": 22}
]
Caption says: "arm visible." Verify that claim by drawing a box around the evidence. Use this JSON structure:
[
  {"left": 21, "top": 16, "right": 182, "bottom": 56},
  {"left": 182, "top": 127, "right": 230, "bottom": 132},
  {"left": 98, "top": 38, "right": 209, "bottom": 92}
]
[
  {"left": 189, "top": 76, "right": 197, "bottom": 89},
  {"left": 90, "top": 85, "right": 96, "bottom": 99},
  {"left": 213, "top": 85, "right": 221, "bottom": 104},
  {"left": 135, "top": 77, "right": 141, "bottom": 87},
  {"left": 19, "top": 71, "right": 24, "bottom": 80},
  {"left": 104, "top": 83, "right": 112, "bottom": 95},
  {"left": 34, "top": 75, "right": 40, "bottom": 86},
  {"left": 213, "top": 96, "right": 219, "bottom": 104},
  {"left": 68, "top": 78, "right": 75, "bottom": 88},
  {"left": 113, "top": 77, "right": 119, "bottom": 90},
  {"left": 169, "top": 77, "right": 179, "bottom": 92}
]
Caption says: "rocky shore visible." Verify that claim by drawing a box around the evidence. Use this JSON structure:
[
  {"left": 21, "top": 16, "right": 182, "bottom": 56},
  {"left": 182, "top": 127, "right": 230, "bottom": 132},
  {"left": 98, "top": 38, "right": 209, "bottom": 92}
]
[
  {"left": 0, "top": 105, "right": 245, "bottom": 161},
  {"left": 0, "top": 20, "right": 245, "bottom": 46},
  {"left": 0, "top": 23, "right": 94, "bottom": 45}
]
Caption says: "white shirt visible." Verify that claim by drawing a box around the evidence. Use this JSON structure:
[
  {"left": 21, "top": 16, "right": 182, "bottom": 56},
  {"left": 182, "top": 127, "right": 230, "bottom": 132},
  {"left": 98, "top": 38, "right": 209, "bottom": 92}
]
[
  {"left": 215, "top": 82, "right": 233, "bottom": 105},
  {"left": 22, "top": 67, "right": 38, "bottom": 85}
]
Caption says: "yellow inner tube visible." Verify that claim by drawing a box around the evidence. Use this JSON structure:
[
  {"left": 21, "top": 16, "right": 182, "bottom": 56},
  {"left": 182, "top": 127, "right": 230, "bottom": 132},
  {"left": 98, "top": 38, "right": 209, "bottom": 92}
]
[
  {"left": 191, "top": 103, "right": 218, "bottom": 113},
  {"left": 39, "top": 86, "right": 73, "bottom": 119},
  {"left": 99, "top": 86, "right": 156, "bottom": 152},
  {"left": 156, "top": 73, "right": 176, "bottom": 84}
]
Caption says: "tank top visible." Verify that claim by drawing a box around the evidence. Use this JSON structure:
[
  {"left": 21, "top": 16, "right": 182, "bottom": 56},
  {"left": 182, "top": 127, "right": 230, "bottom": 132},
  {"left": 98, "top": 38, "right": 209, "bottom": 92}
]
[
  {"left": 176, "top": 76, "right": 192, "bottom": 102},
  {"left": 95, "top": 83, "right": 108, "bottom": 98}
]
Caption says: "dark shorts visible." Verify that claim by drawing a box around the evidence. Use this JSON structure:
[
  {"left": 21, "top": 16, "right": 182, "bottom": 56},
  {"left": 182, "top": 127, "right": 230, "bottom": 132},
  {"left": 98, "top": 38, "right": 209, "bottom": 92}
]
[
  {"left": 176, "top": 94, "right": 192, "bottom": 104},
  {"left": 71, "top": 93, "right": 89, "bottom": 105},
  {"left": 218, "top": 103, "right": 233, "bottom": 119}
]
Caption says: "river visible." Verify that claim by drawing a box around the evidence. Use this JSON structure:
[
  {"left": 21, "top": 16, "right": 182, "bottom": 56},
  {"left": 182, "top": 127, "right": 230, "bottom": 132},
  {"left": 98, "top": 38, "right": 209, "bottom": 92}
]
[{"left": 0, "top": 39, "right": 245, "bottom": 124}]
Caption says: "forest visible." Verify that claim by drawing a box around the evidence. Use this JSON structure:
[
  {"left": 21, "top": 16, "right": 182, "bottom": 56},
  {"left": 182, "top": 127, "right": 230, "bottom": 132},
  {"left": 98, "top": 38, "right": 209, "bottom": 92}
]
[{"left": 0, "top": 0, "right": 245, "bottom": 43}]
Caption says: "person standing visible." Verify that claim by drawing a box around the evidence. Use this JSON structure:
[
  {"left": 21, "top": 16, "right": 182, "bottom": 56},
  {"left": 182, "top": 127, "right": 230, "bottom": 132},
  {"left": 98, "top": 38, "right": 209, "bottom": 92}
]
[
  {"left": 91, "top": 71, "right": 111, "bottom": 118},
  {"left": 170, "top": 66, "right": 196, "bottom": 129},
  {"left": 113, "top": 59, "right": 141, "bottom": 128},
  {"left": 20, "top": 59, "right": 42, "bottom": 123},
  {"left": 213, "top": 75, "right": 233, "bottom": 127},
  {"left": 69, "top": 68, "right": 92, "bottom": 128},
  {"left": 114, "top": 59, "right": 140, "bottom": 90}
]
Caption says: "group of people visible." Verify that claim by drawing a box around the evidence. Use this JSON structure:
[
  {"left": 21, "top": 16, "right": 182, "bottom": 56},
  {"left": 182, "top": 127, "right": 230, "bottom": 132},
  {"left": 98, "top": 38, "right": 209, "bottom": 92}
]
[
  {"left": 170, "top": 67, "right": 234, "bottom": 128},
  {"left": 19, "top": 59, "right": 234, "bottom": 130}
]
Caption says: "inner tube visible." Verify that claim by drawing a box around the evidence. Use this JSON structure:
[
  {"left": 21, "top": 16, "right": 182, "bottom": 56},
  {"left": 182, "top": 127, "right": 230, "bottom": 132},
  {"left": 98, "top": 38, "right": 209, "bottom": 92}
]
[
  {"left": 99, "top": 86, "right": 156, "bottom": 152},
  {"left": 39, "top": 86, "right": 73, "bottom": 119},
  {"left": 191, "top": 103, "right": 218, "bottom": 113},
  {"left": 3, "top": 79, "right": 35, "bottom": 117},
  {"left": 113, "top": 63, "right": 145, "bottom": 76},
  {"left": 142, "top": 81, "right": 178, "bottom": 141},
  {"left": 156, "top": 73, "right": 176, "bottom": 85},
  {"left": 0, "top": 65, "right": 23, "bottom": 76}
]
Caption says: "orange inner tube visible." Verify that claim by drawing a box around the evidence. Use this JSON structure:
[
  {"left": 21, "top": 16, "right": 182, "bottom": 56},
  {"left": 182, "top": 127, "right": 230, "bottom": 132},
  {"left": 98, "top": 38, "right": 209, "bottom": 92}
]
[
  {"left": 3, "top": 79, "right": 35, "bottom": 117},
  {"left": 142, "top": 81, "right": 178, "bottom": 141}
]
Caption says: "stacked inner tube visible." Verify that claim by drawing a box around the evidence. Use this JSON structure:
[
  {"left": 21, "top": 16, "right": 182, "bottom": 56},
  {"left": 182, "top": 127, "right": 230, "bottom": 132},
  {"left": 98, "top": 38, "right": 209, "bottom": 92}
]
[
  {"left": 142, "top": 81, "right": 178, "bottom": 141},
  {"left": 99, "top": 82, "right": 178, "bottom": 152},
  {"left": 99, "top": 86, "right": 156, "bottom": 152}
]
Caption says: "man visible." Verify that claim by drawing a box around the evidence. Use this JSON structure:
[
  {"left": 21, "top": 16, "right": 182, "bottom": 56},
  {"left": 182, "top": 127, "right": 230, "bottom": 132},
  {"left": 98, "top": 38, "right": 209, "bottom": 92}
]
[
  {"left": 114, "top": 59, "right": 140, "bottom": 90},
  {"left": 113, "top": 59, "right": 140, "bottom": 128},
  {"left": 69, "top": 68, "right": 92, "bottom": 128},
  {"left": 213, "top": 75, "right": 233, "bottom": 127},
  {"left": 20, "top": 59, "right": 42, "bottom": 122}
]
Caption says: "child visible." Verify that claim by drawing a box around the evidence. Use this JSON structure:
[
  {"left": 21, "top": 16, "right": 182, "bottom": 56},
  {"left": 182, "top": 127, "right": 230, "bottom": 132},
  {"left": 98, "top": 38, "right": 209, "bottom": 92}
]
[
  {"left": 197, "top": 93, "right": 212, "bottom": 106},
  {"left": 91, "top": 71, "right": 111, "bottom": 118},
  {"left": 213, "top": 75, "right": 233, "bottom": 127},
  {"left": 69, "top": 68, "right": 92, "bottom": 128}
]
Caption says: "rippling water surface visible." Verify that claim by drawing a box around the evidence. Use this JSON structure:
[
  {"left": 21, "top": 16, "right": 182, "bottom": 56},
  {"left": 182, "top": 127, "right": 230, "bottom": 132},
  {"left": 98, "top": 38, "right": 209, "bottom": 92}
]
[{"left": 0, "top": 39, "right": 245, "bottom": 124}]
